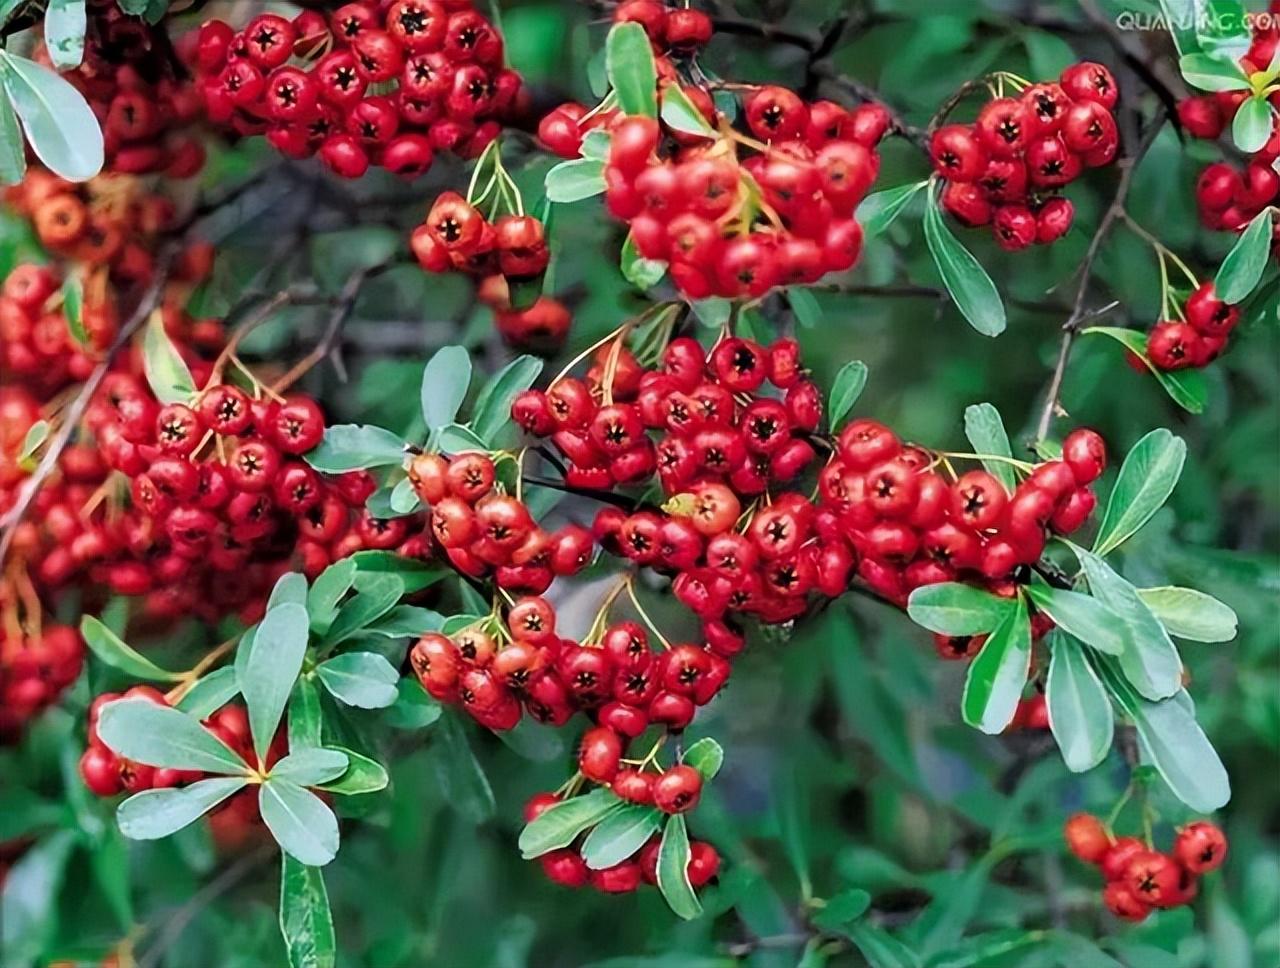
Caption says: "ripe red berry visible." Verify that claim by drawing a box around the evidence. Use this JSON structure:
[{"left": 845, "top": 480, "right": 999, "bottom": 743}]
[
  {"left": 652, "top": 764, "right": 703, "bottom": 814},
  {"left": 1173, "top": 821, "right": 1227, "bottom": 874}
]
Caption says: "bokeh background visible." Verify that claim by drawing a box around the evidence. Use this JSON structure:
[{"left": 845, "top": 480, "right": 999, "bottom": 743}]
[{"left": 2, "top": 0, "right": 1278, "bottom": 965}]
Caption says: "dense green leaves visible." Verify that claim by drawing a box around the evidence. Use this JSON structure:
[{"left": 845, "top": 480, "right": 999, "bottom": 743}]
[
  {"left": 907, "top": 583, "right": 1016, "bottom": 636},
  {"left": 315, "top": 652, "right": 400, "bottom": 709},
  {"left": 117, "top": 778, "right": 248, "bottom": 840},
  {"left": 0, "top": 52, "right": 103, "bottom": 181},
  {"left": 240, "top": 602, "right": 311, "bottom": 760},
  {"left": 280, "top": 856, "right": 336, "bottom": 968},
  {"left": 98, "top": 698, "right": 248, "bottom": 774},
  {"left": 1137, "top": 586, "right": 1238, "bottom": 642},
  {"left": 1093, "top": 429, "right": 1186, "bottom": 556},
  {"left": 80, "top": 615, "right": 181, "bottom": 681},
  {"left": 827, "top": 361, "right": 868, "bottom": 430},
  {"left": 305, "top": 425, "right": 407, "bottom": 472},
  {"left": 1046, "top": 634, "right": 1114, "bottom": 772},
  {"left": 421, "top": 345, "right": 472, "bottom": 432},
  {"left": 923, "top": 194, "right": 1006, "bottom": 336},
  {"left": 142, "top": 313, "right": 197, "bottom": 405},
  {"left": 581, "top": 804, "right": 662, "bottom": 870},
  {"left": 606, "top": 22, "right": 657, "bottom": 117},
  {"left": 961, "top": 596, "right": 1031, "bottom": 734},
  {"left": 1215, "top": 208, "right": 1274, "bottom": 304},
  {"left": 519, "top": 788, "right": 621, "bottom": 858},
  {"left": 324, "top": 573, "right": 404, "bottom": 645},
  {"left": 656, "top": 814, "right": 701, "bottom": 920},
  {"left": 260, "top": 780, "right": 340, "bottom": 866},
  {"left": 963, "top": 403, "right": 1016, "bottom": 491}
]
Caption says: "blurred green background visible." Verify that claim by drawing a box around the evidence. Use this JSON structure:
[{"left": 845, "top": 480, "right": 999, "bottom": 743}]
[{"left": 3, "top": 1, "right": 1279, "bottom": 966}]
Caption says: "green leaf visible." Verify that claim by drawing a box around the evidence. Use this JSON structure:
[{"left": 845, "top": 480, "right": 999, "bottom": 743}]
[
  {"left": 1178, "top": 52, "right": 1250, "bottom": 91},
  {"left": 1046, "top": 633, "right": 1114, "bottom": 772},
  {"left": 381, "top": 678, "right": 443, "bottom": 730},
  {"left": 80, "top": 615, "right": 182, "bottom": 681},
  {"left": 519, "top": 788, "right": 622, "bottom": 858},
  {"left": 315, "top": 652, "right": 400, "bottom": 709},
  {"left": 472, "top": 355, "right": 543, "bottom": 444},
  {"left": 1093, "top": 429, "right": 1186, "bottom": 556},
  {"left": 606, "top": 21, "right": 658, "bottom": 117},
  {"left": 857, "top": 180, "right": 926, "bottom": 237},
  {"left": 579, "top": 128, "right": 610, "bottom": 160},
  {"left": 906, "top": 582, "right": 1016, "bottom": 636},
  {"left": 581, "top": 803, "right": 662, "bottom": 870},
  {"left": 827, "top": 361, "right": 868, "bottom": 430},
  {"left": 364, "top": 604, "right": 445, "bottom": 638},
  {"left": 240, "top": 602, "right": 311, "bottom": 761},
  {"left": 620, "top": 232, "right": 667, "bottom": 290},
  {"left": 1076, "top": 549, "right": 1182, "bottom": 701},
  {"left": 961, "top": 596, "right": 1032, "bottom": 734},
  {"left": 98, "top": 698, "right": 248, "bottom": 774},
  {"left": 304, "top": 424, "right": 407, "bottom": 473},
  {"left": 1024, "top": 584, "right": 1125, "bottom": 656},
  {"left": 690, "top": 297, "right": 732, "bottom": 329},
  {"left": 271, "top": 748, "right": 349, "bottom": 787},
  {"left": 660, "top": 83, "right": 714, "bottom": 136},
  {"left": 963, "top": 403, "right": 1016, "bottom": 491},
  {"left": 811, "top": 888, "right": 872, "bottom": 932},
  {"left": 0, "top": 52, "right": 103, "bottom": 180},
  {"left": 682, "top": 737, "right": 723, "bottom": 781},
  {"left": 923, "top": 195, "right": 1006, "bottom": 336},
  {"left": 1136, "top": 587, "right": 1238, "bottom": 642},
  {"left": 260, "top": 780, "right": 340, "bottom": 866},
  {"left": 267, "top": 571, "right": 309, "bottom": 611},
  {"left": 279, "top": 855, "right": 336, "bottom": 968},
  {"left": 0, "top": 830, "right": 77, "bottom": 968},
  {"left": 1095, "top": 658, "right": 1230, "bottom": 811},
  {"left": 117, "top": 777, "right": 248, "bottom": 840},
  {"left": 176, "top": 667, "right": 240, "bottom": 719},
  {"left": 16, "top": 419, "right": 48, "bottom": 463},
  {"left": 1231, "top": 93, "right": 1273, "bottom": 152},
  {"left": 0, "top": 93, "right": 25, "bottom": 185},
  {"left": 774, "top": 763, "right": 811, "bottom": 899},
  {"left": 420, "top": 345, "right": 472, "bottom": 432},
  {"left": 44, "top": 0, "right": 87, "bottom": 69},
  {"left": 142, "top": 312, "right": 196, "bottom": 405},
  {"left": 315, "top": 747, "right": 389, "bottom": 795},
  {"left": 787, "top": 287, "right": 824, "bottom": 328},
  {"left": 543, "top": 158, "right": 606, "bottom": 203},
  {"left": 437, "top": 422, "right": 488, "bottom": 453},
  {"left": 60, "top": 271, "right": 87, "bottom": 346},
  {"left": 1085, "top": 327, "right": 1208, "bottom": 414},
  {"left": 656, "top": 814, "right": 702, "bottom": 920},
  {"left": 287, "top": 677, "right": 322, "bottom": 751},
  {"left": 844, "top": 923, "right": 922, "bottom": 968},
  {"left": 323, "top": 573, "right": 404, "bottom": 645},
  {"left": 307, "top": 559, "right": 357, "bottom": 636},
  {"left": 433, "top": 714, "right": 495, "bottom": 822},
  {"left": 349, "top": 551, "right": 443, "bottom": 594},
  {"left": 1215, "top": 208, "right": 1274, "bottom": 304}
]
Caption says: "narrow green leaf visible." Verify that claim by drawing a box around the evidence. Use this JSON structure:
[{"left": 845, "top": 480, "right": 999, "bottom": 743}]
[
  {"left": 579, "top": 128, "right": 610, "bottom": 160},
  {"left": 660, "top": 82, "right": 714, "bottom": 136},
  {"left": 267, "top": 572, "right": 308, "bottom": 611},
  {"left": 1178, "top": 52, "right": 1250, "bottom": 91},
  {"left": 581, "top": 803, "right": 662, "bottom": 870},
  {"left": 472, "top": 355, "right": 543, "bottom": 444},
  {"left": 304, "top": 424, "right": 407, "bottom": 473},
  {"left": 260, "top": 780, "right": 340, "bottom": 867},
  {"left": 1093, "top": 429, "right": 1186, "bottom": 556},
  {"left": 857, "top": 180, "right": 926, "bottom": 237},
  {"left": 420, "top": 345, "right": 472, "bottom": 431},
  {"left": 828, "top": 361, "right": 868, "bottom": 430},
  {"left": 682, "top": 737, "right": 724, "bottom": 781},
  {"left": 117, "top": 777, "right": 247, "bottom": 840},
  {"left": 656, "top": 814, "right": 701, "bottom": 920},
  {"left": 518, "top": 788, "right": 621, "bottom": 858},
  {"left": 44, "top": 0, "right": 87, "bottom": 69},
  {"left": 1136, "top": 586, "right": 1238, "bottom": 642},
  {"left": 61, "top": 272, "right": 86, "bottom": 345},
  {"left": 323, "top": 573, "right": 404, "bottom": 645},
  {"left": 907, "top": 582, "right": 1016, "bottom": 636},
  {"left": 1046, "top": 633, "right": 1114, "bottom": 772},
  {"left": 1024, "top": 584, "right": 1126, "bottom": 656},
  {"left": 17, "top": 419, "right": 48, "bottom": 463},
  {"left": 543, "top": 158, "right": 606, "bottom": 203},
  {"left": 98, "top": 698, "right": 248, "bottom": 774},
  {"left": 924, "top": 196, "right": 1006, "bottom": 336},
  {"left": 364, "top": 604, "right": 445, "bottom": 638},
  {"left": 606, "top": 21, "right": 658, "bottom": 117},
  {"left": 0, "top": 52, "right": 103, "bottom": 180},
  {"left": 1085, "top": 326, "right": 1208, "bottom": 414},
  {"left": 437, "top": 423, "right": 488, "bottom": 453},
  {"left": 381, "top": 678, "right": 443, "bottom": 730},
  {"left": 315, "top": 652, "right": 399, "bottom": 709},
  {"left": 287, "top": 678, "right": 323, "bottom": 751},
  {"left": 349, "top": 551, "right": 443, "bottom": 594},
  {"left": 1231, "top": 94, "right": 1273, "bottom": 153},
  {"left": 142, "top": 312, "right": 196, "bottom": 405},
  {"left": 620, "top": 232, "right": 666, "bottom": 289},
  {"left": 279, "top": 855, "right": 336, "bottom": 968},
  {"left": 0, "top": 830, "right": 77, "bottom": 968},
  {"left": 963, "top": 403, "right": 1016, "bottom": 491},
  {"left": 306, "top": 559, "right": 357, "bottom": 636},
  {"left": 787, "top": 287, "right": 824, "bottom": 328},
  {"left": 961, "top": 597, "right": 1031, "bottom": 734},
  {"left": 811, "top": 888, "right": 872, "bottom": 932},
  {"left": 774, "top": 763, "right": 811, "bottom": 899},
  {"left": 844, "top": 922, "right": 922, "bottom": 968},
  {"left": 80, "top": 615, "right": 181, "bottom": 681},
  {"left": 1215, "top": 208, "right": 1274, "bottom": 304},
  {"left": 241, "top": 602, "right": 311, "bottom": 761},
  {"left": 0, "top": 93, "right": 26, "bottom": 185},
  {"left": 271, "top": 749, "right": 349, "bottom": 787},
  {"left": 315, "top": 748, "right": 389, "bottom": 795},
  {"left": 1076, "top": 549, "right": 1182, "bottom": 701},
  {"left": 176, "top": 667, "right": 240, "bottom": 719},
  {"left": 433, "top": 714, "right": 495, "bottom": 822}
]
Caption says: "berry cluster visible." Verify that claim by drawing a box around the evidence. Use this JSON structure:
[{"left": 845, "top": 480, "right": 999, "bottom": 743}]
[
  {"left": 1064, "top": 813, "right": 1227, "bottom": 922},
  {"left": 0, "top": 622, "right": 83, "bottom": 743},
  {"left": 478, "top": 276, "right": 572, "bottom": 355},
  {"left": 931, "top": 63, "right": 1120, "bottom": 250},
  {"left": 513, "top": 335, "right": 819, "bottom": 493},
  {"left": 524, "top": 787, "right": 720, "bottom": 895},
  {"left": 192, "top": 1, "right": 521, "bottom": 179},
  {"left": 1144, "top": 281, "right": 1241, "bottom": 372},
  {"left": 411, "top": 192, "right": 549, "bottom": 288},
  {"left": 408, "top": 450, "right": 593, "bottom": 594}
]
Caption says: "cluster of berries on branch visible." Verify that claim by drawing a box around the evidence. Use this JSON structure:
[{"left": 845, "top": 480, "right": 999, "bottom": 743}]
[
  {"left": 931, "top": 63, "right": 1120, "bottom": 250},
  {"left": 1143, "top": 280, "right": 1241, "bottom": 372},
  {"left": 192, "top": 0, "right": 522, "bottom": 179},
  {"left": 1065, "top": 812, "right": 1227, "bottom": 922}
]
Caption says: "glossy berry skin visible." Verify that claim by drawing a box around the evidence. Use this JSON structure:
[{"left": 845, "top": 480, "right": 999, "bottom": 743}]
[
  {"left": 1103, "top": 880, "right": 1152, "bottom": 922},
  {"left": 1174, "top": 821, "right": 1227, "bottom": 874},
  {"left": 1124, "top": 850, "right": 1184, "bottom": 908},
  {"left": 578, "top": 727, "right": 624, "bottom": 783},
  {"left": 653, "top": 764, "right": 702, "bottom": 814},
  {"left": 1064, "top": 812, "right": 1111, "bottom": 864}
]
